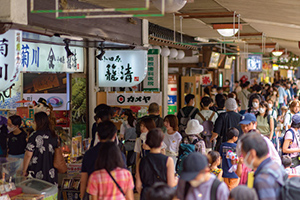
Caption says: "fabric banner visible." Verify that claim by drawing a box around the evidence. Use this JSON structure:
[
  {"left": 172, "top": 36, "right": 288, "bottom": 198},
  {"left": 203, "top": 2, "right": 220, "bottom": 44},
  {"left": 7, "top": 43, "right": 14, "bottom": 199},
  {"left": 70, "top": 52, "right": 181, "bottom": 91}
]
[{"left": 106, "top": 92, "right": 162, "bottom": 106}]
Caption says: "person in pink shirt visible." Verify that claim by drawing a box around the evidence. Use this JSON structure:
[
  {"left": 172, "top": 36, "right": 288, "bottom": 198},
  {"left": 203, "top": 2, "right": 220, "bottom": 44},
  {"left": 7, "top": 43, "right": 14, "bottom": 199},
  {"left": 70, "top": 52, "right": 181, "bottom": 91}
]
[{"left": 236, "top": 113, "right": 281, "bottom": 185}]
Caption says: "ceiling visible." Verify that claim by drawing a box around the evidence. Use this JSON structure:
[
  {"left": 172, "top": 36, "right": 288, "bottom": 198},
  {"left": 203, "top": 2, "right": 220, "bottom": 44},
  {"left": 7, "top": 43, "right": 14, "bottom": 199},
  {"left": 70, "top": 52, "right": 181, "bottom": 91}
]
[{"left": 75, "top": 0, "right": 300, "bottom": 56}]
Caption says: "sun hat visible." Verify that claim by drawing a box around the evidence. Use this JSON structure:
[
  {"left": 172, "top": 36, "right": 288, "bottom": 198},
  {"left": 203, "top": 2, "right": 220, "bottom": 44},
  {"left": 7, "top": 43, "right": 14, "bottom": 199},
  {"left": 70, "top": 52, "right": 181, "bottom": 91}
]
[{"left": 185, "top": 119, "right": 203, "bottom": 135}]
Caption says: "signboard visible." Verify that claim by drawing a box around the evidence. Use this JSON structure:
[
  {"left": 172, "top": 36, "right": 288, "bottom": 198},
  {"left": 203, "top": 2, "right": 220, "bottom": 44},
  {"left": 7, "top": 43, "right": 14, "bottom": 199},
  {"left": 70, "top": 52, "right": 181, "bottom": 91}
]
[
  {"left": 209, "top": 52, "right": 220, "bottom": 68},
  {"left": 200, "top": 74, "right": 212, "bottom": 86},
  {"left": 224, "top": 56, "right": 233, "bottom": 69},
  {"left": 239, "top": 72, "right": 251, "bottom": 83},
  {"left": 106, "top": 92, "right": 162, "bottom": 106},
  {"left": 247, "top": 54, "right": 262, "bottom": 72},
  {"left": 168, "top": 75, "right": 177, "bottom": 114},
  {"left": 21, "top": 42, "right": 84, "bottom": 73},
  {"left": 0, "top": 75, "right": 22, "bottom": 110},
  {"left": 23, "top": 93, "right": 68, "bottom": 110},
  {"left": 0, "top": 29, "right": 22, "bottom": 91},
  {"left": 143, "top": 49, "right": 160, "bottom": 91},
  {"left": 98, "top": 50, "right": 147, "bottom": 87}
]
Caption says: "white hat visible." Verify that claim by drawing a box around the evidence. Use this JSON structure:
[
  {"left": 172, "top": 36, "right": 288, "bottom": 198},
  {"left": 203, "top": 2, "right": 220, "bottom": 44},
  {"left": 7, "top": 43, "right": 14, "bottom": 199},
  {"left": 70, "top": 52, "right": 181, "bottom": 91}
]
[
  {"left": 185, "top": 119, "right": 204, "bottom": 135},
  {"left": 225, "top": 98, "right": 237, "bottom": 111}
]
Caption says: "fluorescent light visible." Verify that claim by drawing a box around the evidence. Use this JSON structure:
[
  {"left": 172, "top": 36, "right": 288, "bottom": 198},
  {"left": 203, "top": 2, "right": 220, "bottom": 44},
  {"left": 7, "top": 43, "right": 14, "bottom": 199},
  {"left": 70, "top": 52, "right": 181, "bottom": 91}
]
[
  {"left": 194, "top": 37, "right": 209, "bottom": 42},
  {"left": 217, "top": 29, "right": 239, "bottom": 37}
]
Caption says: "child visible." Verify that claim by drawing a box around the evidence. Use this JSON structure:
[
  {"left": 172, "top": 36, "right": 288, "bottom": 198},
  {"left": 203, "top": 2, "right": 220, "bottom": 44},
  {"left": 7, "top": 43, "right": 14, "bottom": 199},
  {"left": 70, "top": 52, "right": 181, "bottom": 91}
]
[
  {"left": 282, "top": 155, "right": 300, "bottom": 174},
  {"left": 207, "top": 151, "right": 223, "bottom": 180},
  {"left": 219, "top": 127, "right": 239, "bottom": 190},
  {"left": 229, "top": 185, "right": 258, "bottom": 200},
  {"left": 145, "top": 182, "right": 176, "bottom": 200},
  {"left": 163, "top": 115, "right": 182, "bottom": 166}
]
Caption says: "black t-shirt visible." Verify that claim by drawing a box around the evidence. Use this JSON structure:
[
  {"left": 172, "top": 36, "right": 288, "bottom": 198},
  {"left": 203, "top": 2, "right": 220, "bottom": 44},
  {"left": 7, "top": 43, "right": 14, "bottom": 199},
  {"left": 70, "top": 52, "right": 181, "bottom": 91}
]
[{"left": 7, "top": 129, "right": 27, "bottom": 155}]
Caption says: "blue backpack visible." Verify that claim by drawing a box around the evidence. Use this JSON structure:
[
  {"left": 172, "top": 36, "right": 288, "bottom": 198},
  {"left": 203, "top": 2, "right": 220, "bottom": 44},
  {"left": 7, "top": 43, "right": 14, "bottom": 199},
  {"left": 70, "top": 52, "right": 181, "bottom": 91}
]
[
  {"left": 176, "top": 143, "right": 195, "bottom": 175},
  {"left": 279, "top": 129, "right": 295, "bottom": 154}
]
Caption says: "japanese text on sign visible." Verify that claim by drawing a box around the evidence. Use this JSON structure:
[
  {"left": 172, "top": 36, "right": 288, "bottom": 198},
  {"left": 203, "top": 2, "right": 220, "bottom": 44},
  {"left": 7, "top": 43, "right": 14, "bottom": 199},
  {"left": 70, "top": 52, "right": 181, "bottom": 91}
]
[{"left": 106, "top": 92, "right": 162, "bottom": 106}]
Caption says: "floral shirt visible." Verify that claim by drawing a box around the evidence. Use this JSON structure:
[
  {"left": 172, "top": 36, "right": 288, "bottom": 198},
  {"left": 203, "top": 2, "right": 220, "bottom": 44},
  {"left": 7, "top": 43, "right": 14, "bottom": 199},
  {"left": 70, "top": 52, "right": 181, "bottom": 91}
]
[
  {"left": 210, "top": 168, "right": 222, "bottom": 177},
  {"left": 87, "top": 167, "right": 134, "bottom": 200},
  {"left": 26, "top": 130, "right": 58, "bottom": 184}
]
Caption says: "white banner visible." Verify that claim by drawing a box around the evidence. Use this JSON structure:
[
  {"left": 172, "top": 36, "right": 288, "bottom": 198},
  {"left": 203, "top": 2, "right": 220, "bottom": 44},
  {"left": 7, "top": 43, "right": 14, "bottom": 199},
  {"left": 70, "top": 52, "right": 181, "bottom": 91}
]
[
  {"left": 98, "top": 50, "right": 147, "bottom": 87},
  {"left": 106, "top": 92, "right": 162, "bottom": 106},
  {"left": 0, "top": 29, "right": 22, "bottom": 91},
  {"left": 23, "top": 93, "right": 69, "bottom": 110},
  {"left": 21, "top": 42, "right": 84, "bottom": 73}
]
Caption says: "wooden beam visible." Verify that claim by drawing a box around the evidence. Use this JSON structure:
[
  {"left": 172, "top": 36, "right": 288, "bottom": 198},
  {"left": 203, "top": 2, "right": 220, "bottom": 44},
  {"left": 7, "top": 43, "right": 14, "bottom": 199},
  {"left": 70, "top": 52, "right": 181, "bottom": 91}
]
[
  {"left": 248, "top": 43, "right": 276, "bottom": 46},
  {"left": 212, "top": 24, "right": 242, "bottom": 29},
  {"left": 238, "top": 33, "right": 263, "bottom": 37},
  {"left": 175, "top": 12, "right": 235, "bottom": 18}
]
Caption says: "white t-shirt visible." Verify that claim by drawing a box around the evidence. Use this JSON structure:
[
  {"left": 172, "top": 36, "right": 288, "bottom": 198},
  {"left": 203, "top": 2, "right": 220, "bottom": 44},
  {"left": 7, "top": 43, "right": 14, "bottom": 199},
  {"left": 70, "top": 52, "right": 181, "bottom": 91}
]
[
  {"left": 163, "top": 131, "right": 182, "bottom": 156},
  {"left": 284, "top": 111, "right": 293, "bottom": 131},
  {"left": 134, "top": 132, "right": 148, "bottom": 154},
  {"left": 195, "top": 110, "right": 218, "bottom": 124},
  {"left": 284, "top": 128, "right": 300, "bottom": 158}
]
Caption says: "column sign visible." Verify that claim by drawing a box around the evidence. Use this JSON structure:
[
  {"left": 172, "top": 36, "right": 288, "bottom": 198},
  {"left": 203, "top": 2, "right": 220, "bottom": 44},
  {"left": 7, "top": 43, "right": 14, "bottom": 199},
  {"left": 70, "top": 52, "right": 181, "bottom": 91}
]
[
  {"left": 168, "top": 75, "right": 177, "bottom": 115},
  {"left": 0, "top": 30, "right": 22, "bottom": 92},
  {"left": 21, "top": 42, "right": 84, "bottom": 73},
  {"left": 143, "top": 49, "right": 160, "bottom": 91},
  {"left": 98, "top": 50, "right": 147, "bottom": 87}
]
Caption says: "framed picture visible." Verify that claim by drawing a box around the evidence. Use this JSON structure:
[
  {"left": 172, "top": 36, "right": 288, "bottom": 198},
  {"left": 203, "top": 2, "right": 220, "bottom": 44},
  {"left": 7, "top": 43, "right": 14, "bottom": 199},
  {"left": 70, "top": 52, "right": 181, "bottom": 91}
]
[
  {"left": 62, "top": 178, "right": 72, "bottom": 189},
  {"left": 71, "top": 178, "right": 81, "bottom": 190}
]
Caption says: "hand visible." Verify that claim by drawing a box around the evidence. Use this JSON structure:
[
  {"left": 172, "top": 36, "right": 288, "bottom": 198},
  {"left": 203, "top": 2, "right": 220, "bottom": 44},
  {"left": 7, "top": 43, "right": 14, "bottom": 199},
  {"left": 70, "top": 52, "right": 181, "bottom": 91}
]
[
  {"left": 238, "top": 157, "right": 244, "bottom": 165},
  {"left": 22, "top": 171, "right": 28, "bottom": 176}
]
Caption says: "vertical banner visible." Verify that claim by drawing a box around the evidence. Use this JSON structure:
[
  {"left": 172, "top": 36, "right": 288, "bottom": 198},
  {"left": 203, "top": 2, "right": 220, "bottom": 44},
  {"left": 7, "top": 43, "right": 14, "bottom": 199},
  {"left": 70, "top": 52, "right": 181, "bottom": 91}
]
[
  {"left": 143, "top": 49, "right": 160, "bottom": 91},
  {"left": 0, "top": 29, "right": 22, "bottom": 91},
  {"left": 168, "top": 75, "right": 177, "bottom": 114}
]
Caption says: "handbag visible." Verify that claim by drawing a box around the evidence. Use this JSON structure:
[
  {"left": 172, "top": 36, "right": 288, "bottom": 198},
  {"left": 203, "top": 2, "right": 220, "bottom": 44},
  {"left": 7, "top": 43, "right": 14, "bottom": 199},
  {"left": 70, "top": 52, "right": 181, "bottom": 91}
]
[{"left": 54, "top": 147, "right": 67, "bottom": 173}]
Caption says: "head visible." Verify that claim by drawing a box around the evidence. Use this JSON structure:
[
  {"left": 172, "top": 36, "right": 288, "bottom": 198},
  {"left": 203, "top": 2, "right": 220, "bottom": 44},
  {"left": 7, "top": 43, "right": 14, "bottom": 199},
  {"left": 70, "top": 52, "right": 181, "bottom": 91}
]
[
  {"left": 282, "top": 155, "right": 292, "bottom": 168},
  {"left": 146, "top": 182, "right": 176, "bottom": 200},
  {"left": 272, "top": 87, "right": 279, "bottom": 97},
  {"left": 239, "top": 131, "right": 269, "bottom": 169},
  {"left": 204, "top": 87, "right": 210, "bottom": 96},
  {"left": 185, "top": 119, "right": 203, "bottom": 135},
  {"left": 289, "top": 100, "right": 300, "bottom": 114},
  {"left": 124, "top": 109, "right": 136, "bottom": 127},
  {"left": 281, "top": 106, "right": 288, "bottom": 115},
  {"left": 225, "top": 80, "right": 230, "bottom": 86},
  {"left": 97, "top": 121, "right": 117, "bottom": 141},
  {"left": 207, "top": 151, "right": 221, "bottom": 166},
  {"left": 228, "top": 92, "right": 237, "bottom": 99},
  {"left": 255, "top": 85, "right": 262, "bottom": 94},
  {"left": 140, "top": 118, "right": 156, "bottom": 133},
  {"left": 34, "top": 112, "right": 56, "bottom": 137},
  {"left": 258, "top": 101, "right": 268, "bottom": 117},
  {"left": 180, "top": 152, "right": 210, "bottom": 187},
  {"left": 291, "top": 114, "right": 300, "bottom": 129},
  {"left": 7, "top": 115, "right": 22, "bottom": 133},
  {"left": 225, "top": 98, "right": 238, "bottom": 112},
  {"left": 95, "top": 109, "right": 112, "bottom": 124},
  {"left": 148, "top": 102, "right": 160, "bottom": 115},
  {"left": 234, "top": 81, "right": 239, "bottom": 87},
  {"left": 217, "top": 95, "right": 226, "bottom": 109},
  {"left": 95, "top": 142, "right": 124, "bottom": 172},
  {"left": 145, "top": 128, "right": 164, "bottom": 149},
  {"left": 185, "top": 94, "right": 195, "bottom": 106},
  {"left": 267, "top": 98, "right": 274, "bottom": 110},
  {"left": 163, "top": 115, "right": 178, "bottom": 132},
  {"left": 239, "top": 113, "right": 257, "bottom": 134},
  {"left": 251, "top": 95, "right": 261, "bottom": 109},
  {"left": 201, "top": 97, "right": 212, "bottom": 108},
  {"left": 217, "top": 87, "right": 223, "bottom": 94},
  {"left": 226, "top": 127, "right": 239, "bottom": 142},
  {"left": 229, "top": 185, "right": 258, "bottom": 200}
]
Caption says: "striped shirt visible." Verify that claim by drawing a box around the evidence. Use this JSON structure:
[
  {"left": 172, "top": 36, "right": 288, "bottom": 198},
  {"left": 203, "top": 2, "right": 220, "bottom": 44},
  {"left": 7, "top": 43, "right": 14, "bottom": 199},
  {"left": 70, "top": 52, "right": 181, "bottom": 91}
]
[
  {"left": 254, "top": 158, "right": 286, "bottom": 200},
  {"left": 87, "top": 167, "right": 134, "bottom": 200}
]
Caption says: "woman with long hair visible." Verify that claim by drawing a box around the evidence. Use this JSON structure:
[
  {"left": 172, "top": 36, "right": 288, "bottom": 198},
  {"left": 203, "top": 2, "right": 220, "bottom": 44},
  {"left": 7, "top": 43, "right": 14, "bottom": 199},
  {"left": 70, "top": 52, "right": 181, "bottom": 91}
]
[
  {"left": 136, "top": 128, "right": 177, "bottom": 200},
  {"left": 87, "top": 142, "right": 134, "bottom": 200},
  {"left": 22, "top": 112, "right": 58, "bottom": 184},
  {"left": 256, "top": 101, "right": 274, "bottom": 140}
]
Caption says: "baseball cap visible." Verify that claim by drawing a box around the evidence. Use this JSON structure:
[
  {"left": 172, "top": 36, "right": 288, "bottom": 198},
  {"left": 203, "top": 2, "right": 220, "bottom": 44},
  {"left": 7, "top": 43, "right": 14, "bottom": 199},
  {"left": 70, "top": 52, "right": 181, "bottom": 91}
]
[
  {"left": 180, "top": 152, "right": 208, "bottom": 181},
  {"left": 292, "top": 114, "right": 300, "bottom": 124},
  {"left": 239, "top": 113, "right": 256, "bottom": 125}
]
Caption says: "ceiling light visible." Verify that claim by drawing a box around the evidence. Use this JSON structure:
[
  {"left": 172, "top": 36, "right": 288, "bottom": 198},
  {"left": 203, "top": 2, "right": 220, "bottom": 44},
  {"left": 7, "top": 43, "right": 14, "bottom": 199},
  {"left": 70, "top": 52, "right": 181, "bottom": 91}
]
[
  {"left": 213, "top": 24, "right": 242, "bottom": 37},
  {"left": 96, "top": 42, "right": 105, "bottom": 61},
  {"left": 152, "top": 0, "right": 187, "bottom": 13},
  {"left": 63, "top": 39, "right": 74, "bottom": 58},
  {"left": 272, "top": 50, "right": 284, "bottom": 57},
  {"left": 194, "top": 37, "right": 209, "bottom": 42}
]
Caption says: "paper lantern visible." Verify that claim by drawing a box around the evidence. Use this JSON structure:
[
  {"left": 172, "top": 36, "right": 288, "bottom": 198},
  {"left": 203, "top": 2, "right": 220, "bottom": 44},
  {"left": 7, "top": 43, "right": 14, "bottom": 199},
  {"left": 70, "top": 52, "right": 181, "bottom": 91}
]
[
  {"left": 176, "top": 50, "right": 185, "bottom": 59},
  {"left": 161, "top": 47, "right": 170, "bottom": 57},
  {"left": 169, "top": 49, "right": 178, "bottom": 58}
]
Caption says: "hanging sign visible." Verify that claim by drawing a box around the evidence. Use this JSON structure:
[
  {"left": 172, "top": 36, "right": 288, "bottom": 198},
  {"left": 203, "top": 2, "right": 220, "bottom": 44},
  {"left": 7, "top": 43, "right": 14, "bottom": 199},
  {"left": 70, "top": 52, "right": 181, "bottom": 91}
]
[
  {"left": 106, "top": 92, "right": 162, "bottom": 106},
  {"left": 200, "top": 74, "right": 212, "bottom": 86},
  {"left": 247, "top": 54, "right": 262, "bottom": 72},
  {"left": 21, "top": 42, "right": 84, "bottom": 73},
  {"left": 239, "top": 72, "right": 251, "bottom": 83},
  {"left": 98, "top": 50, "right": 147, "bottom": 87},
  {"left": 143, "top": 49, "right": 160, "bottom": 91},
  {"left": 0, "top": 29, "right": 22, "bottom": 92}
]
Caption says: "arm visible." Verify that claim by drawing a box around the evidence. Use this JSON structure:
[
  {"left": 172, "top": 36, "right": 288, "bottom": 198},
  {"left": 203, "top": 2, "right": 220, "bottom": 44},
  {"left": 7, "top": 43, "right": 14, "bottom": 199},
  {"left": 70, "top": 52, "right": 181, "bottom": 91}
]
[
  {"left": 80, "top": 172, "right": 88, "bottom": 199},
  {"left": 282, "top": 139, "right": 300, "bottom": 154},
  {"left": 91, "top": 196, "right": 97, "bottom": 200},
  {"left": 135, "top": 153, "right": 140, "bottom": 175},
  {"left": 269, "top": 117, "right": 274, "bottom": 140},
  {"left": 125, "top": 189, "right": 134, "bottom": 200},
  {"left": 22, "top": 150, "right": 33, "bottom": 176},
  {"left": 119, "top": 124, "right": 125, "bottom": 140},
  {"left": 236, "top": 157, "right": 243, "bottom": 177},
  {"left": 166, "top": 157, "right": 177, "bottom": 187},
  {"left": 217, "top": 170, "right": 223, "bottom": 181},
  {"left": 210, "top": 131, "right": 219, "bottom": 142},
  {"left": 135, "top": 160, "right": 142, "bottom": 194}
]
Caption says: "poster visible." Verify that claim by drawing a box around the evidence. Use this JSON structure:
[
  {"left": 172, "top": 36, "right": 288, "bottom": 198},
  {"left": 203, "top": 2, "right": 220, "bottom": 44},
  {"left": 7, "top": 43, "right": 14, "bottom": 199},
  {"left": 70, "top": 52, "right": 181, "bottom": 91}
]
[
  {"left": 106, "top": 92, "right": 162, "bottom": 106},
  {"left": 23, "top": 93, "right": 68, "bottom": 111}
]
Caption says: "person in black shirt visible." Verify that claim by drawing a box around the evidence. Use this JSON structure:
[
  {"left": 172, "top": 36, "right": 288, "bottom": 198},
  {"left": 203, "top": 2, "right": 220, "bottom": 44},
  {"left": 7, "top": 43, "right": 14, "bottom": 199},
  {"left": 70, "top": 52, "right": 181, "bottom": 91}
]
[
  {"left": 7, "top": 115, "right": 27, "bottom": 158},
  {"left": 0, "top": 116, "right": 8, "bottom": 157}
]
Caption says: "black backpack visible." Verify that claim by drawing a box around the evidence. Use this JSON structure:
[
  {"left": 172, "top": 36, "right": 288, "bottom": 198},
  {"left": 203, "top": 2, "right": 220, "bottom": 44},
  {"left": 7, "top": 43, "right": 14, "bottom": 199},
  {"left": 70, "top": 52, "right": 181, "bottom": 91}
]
[{"left": 178, "top": 107, "right": 197, "bottom": 133}]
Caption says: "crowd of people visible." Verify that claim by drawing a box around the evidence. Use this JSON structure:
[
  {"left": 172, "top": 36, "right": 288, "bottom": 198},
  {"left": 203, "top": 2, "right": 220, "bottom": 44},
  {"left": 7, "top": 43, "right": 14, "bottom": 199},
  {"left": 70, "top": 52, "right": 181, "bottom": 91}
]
[{"left": 77, "top": 79, "right": 300, "bottom": 200}]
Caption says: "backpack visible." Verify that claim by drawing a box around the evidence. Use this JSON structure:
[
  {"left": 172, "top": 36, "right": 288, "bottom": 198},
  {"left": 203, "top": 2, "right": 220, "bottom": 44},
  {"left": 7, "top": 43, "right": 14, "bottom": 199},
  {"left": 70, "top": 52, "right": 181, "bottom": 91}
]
[
  {"left": 179, "top": 107, "right": 197, "bottom": 132},
  {"left": 176, "top": 143, "right": 195, "bottom": 175},
  {"left": 197, "top": 112, "right": 215, "bottom": 148},
  {"left": 260, "top": 167, "right": 300, "bottom": 200},
  {"left": 279, "top": 128, "right": 295, "bottom": 151},
  {"left": 183, "top": 177, "right": 221, "bottom": 200},
  {"left": 123, "top": 122, "right": 136, "bottom": 152}
]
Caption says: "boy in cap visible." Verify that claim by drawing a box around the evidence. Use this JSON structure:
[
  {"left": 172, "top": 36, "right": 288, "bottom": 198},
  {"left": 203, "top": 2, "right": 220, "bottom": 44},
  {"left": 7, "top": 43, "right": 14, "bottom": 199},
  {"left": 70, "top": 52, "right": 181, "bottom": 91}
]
[{"left": 176, "top": 152, "right": 229, "bottom": 200}]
